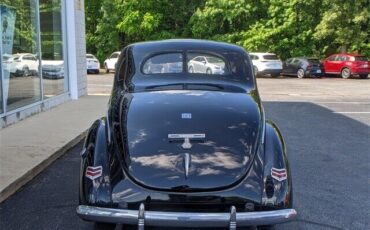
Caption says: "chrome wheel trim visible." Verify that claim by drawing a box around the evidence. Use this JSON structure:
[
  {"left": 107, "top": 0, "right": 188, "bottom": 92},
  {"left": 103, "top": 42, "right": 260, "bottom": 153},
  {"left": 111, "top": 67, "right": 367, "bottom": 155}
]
[
  {"left": 188, "top": 66, "right": 194, "bottom": 73},
  {"left": 341, "top": 68, "right": 350, "bottom": 79},
  {"left": 297, "top": 69, "right": 304, "bottom": 78}
]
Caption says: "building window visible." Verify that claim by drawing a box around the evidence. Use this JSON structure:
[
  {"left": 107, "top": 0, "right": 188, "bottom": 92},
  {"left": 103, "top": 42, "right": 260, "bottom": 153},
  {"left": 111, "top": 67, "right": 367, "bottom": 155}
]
[
  {"left": 1, "top": 0, "right": 42, "bottom": 111},
  {"left": 0, "top": 0, "right": 68, "bottom": 115},
  {"left": 40, "top": 0, "right": 67, "bottom": 98}
]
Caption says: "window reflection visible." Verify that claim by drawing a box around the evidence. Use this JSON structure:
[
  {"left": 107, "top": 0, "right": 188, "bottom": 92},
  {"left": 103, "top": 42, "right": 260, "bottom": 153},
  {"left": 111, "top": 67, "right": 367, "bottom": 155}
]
[
  {"left": 187, "top": 53, "right": 227, "bottom": 75},
  {"left": 1, "top": 0, "right": 42, "bottom": 111},
  {"left": 142, "top": 53, "right": 183, "bottom": 74},
  {"left": 40, "top": 0, "right": 67, "bottom": 98},
  {"left": 0, "top": 62, "right": 2, "bottom": 113}
]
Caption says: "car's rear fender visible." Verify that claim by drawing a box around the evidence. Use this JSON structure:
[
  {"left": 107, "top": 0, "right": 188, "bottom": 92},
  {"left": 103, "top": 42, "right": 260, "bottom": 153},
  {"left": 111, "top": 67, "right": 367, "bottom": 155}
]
[
  {"left": 79, "top": 118, "right": 113, "bottom": 206},
  {"left": 261, "top": 121, "right": 293, "bottom": 209}
]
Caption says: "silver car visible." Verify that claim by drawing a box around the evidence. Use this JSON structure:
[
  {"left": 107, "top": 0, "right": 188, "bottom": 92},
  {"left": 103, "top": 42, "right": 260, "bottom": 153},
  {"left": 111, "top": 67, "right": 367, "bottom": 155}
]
[{"left": 188, "top": 55, "right": 225, "bottom": 74}]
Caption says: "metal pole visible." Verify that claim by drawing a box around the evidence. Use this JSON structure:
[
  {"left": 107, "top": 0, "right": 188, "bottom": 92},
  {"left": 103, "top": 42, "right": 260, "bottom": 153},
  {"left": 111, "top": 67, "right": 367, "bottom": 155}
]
[
  {"left": 35, "top": 0, "right": 44, "bottom": 102},
  {"left": 0, "top": 8, "right": 6, "bottom": 114}
]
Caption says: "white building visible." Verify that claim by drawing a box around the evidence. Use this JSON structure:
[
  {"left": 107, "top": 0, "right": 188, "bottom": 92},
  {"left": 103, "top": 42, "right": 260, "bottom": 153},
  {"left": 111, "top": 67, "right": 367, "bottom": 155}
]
[{"left": 0, "top": 0, "right": 87, "bottom": 128}]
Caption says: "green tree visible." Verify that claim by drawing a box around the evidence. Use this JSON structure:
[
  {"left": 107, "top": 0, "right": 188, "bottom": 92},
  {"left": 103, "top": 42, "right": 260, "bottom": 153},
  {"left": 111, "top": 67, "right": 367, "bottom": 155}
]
[
  {"left": 190, "top": 0, "right": 268, "bottom": 43},
  {"left": 93, "top": 0, "right": 122, "bottom": 63},
  {"left": 116, "top": 0, "right": 205, "bottom": 43},
  {"left": 314, "top": 0, "right": 370, "bottom": 56},
  {"left": 85, "top": 0, "right": 370, "bottom": 60},
  {"left": 85, "top": 0, "right": 102, "bottom": 55},
  {"left": 241, "top": 0, "right": 324, "bottom": 59}
]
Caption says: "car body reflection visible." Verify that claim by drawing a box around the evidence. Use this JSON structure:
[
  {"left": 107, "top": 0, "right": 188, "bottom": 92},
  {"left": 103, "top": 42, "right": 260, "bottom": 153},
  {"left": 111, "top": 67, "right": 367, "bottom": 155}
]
[{"left": 41, "top": 60, "right": 64, "bottom": 79}]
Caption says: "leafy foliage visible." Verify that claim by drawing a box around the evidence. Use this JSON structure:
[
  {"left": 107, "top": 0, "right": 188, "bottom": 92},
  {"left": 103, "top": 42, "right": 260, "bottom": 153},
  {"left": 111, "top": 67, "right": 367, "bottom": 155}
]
[{"left": 85, "top": 0, "right": 370, "bottom": 60}]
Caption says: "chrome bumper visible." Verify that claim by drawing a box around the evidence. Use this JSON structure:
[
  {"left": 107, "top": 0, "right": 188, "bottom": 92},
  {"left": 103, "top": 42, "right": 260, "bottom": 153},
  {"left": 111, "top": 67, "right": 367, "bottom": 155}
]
[{"left": 77, "top": 204, "right": 297, "bottom": 229}]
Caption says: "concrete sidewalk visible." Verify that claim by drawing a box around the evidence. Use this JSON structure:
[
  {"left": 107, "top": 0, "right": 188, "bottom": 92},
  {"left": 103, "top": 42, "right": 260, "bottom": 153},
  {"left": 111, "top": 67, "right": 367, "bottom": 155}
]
[{"left": 0, "top": 95, "right": 109, "bottom": 202}]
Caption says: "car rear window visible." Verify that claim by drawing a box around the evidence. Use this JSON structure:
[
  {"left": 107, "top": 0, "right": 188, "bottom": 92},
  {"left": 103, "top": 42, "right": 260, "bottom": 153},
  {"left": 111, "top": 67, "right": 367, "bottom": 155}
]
[
  {"left": 86, "top": 54, "right": 95, "bottom": 59},
  {"left": 308, "top": 59, "right": 321, "bottom": 64},
  {"left": 141, "top": 51, "right": 252, "bottom": 81},
  {"left": 263, "top": 55, "right": 279, "bottom": 60},
  {"left": 142, "top": 53, "right": 183, "bottom": 74},
  {"left": 354, "top": 56, "right": 368, "bottom": 61}
]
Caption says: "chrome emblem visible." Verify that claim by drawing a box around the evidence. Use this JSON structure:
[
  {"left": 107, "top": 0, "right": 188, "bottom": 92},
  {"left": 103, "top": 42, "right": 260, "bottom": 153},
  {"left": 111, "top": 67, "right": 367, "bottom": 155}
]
[
  {"left": 181, "top": 113, "right": 192, "bottom": 119},
  {"left": 168, "top": 133, "right": 206, "bottom": 150},
  {"left": 184, "top": 153, "right": 190, "bottom": 178}
]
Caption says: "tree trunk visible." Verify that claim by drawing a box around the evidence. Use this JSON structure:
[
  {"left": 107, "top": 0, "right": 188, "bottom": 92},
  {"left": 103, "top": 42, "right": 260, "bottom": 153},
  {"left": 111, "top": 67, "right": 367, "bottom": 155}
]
[{"left": 340, "top": 45, "right": 347, "bottom": 53}]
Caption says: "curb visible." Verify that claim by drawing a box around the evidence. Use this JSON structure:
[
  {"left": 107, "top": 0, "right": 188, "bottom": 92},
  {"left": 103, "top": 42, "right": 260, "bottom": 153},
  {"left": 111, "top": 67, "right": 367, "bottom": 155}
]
[{"left": 0, "top": 131, "right": 87, "bottom": 203}]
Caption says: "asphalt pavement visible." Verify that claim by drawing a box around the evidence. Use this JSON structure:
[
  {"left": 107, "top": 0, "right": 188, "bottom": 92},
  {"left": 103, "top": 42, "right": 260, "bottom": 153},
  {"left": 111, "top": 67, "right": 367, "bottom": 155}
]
[{"left": 0, "top": 73, "right": 369, "bottom": 230}]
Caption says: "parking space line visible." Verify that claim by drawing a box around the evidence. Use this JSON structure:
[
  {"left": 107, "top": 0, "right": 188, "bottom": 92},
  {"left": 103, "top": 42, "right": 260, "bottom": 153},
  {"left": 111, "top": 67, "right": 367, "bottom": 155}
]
[
  {"left": 88, "top": 93, "right": 111, "bottom": 96},
  {"left": 333, "top": 112, "right": 370, "bottom": 114},
  {"left": 319, "top": 102, "right": 370, "bottom": 104}
]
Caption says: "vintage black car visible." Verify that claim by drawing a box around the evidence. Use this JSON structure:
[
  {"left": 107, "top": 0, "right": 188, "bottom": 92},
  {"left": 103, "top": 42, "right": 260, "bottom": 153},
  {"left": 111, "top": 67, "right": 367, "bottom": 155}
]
[
  {"left": 282, "top": 57, "right": 324, "bottom": 78},
  {"left": 77, "top": 39, "right": 296, "bottom": 229}
]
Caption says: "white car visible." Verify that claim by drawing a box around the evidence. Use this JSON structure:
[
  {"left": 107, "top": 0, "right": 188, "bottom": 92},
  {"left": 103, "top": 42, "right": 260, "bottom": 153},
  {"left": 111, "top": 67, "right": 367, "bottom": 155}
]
[
  {"left": 104, "top": 51, "right": 120, "bottom": 73},
  {"left": 41, "top": 60, "right": 64, "bottom": 79},
  {"left": 3, "top": 53, "right": 39, "bottom": 77},
  {"left": 188, "top": 55, "right": 225, "bottom": 74},
  {"left": 86, "top": 54, "right": 100, "bottom": 74},
  {"left": 249, "top": 52, "right": 283, "bottom": 77}
]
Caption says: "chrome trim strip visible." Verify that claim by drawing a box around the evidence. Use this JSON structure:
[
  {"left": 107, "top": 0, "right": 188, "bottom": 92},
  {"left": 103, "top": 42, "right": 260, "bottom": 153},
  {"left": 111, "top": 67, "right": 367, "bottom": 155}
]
[
  {"left": 168, "top": 133, "right": 206, "bottom": 139},
  {"left": 229, "top": 206, "right": 237, "bottom": 230},
  {"left": 137, "top": 203, "right": 145, "bottom": 230},
  {"left": 105, "top": 110, "right": 111, "bottom": 144},
  {"left": 184, "top": 153, "right": 190, "bottom": 178},
  {"left": 77, "top": 205, "right": 297, "bottom": 227}
]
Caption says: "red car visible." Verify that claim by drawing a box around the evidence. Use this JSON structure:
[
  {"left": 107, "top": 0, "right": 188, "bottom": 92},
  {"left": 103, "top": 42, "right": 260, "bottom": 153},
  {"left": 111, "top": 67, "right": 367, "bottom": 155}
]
[{"left": 322, "top": 54, "right": 369, "bottom": 79}]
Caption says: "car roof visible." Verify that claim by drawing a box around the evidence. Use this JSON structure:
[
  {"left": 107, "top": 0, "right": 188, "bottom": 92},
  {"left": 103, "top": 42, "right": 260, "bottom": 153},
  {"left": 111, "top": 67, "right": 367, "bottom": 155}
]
[
  {"left": 129, "top": 39, "right": 246, "bottom": 54},
  {"left": 249, "top": 52, "right": 276, "bottom": 55},
  {"left": 329, "top": 53, "right": 366, "bottom": 57},
  {"left": 13, "top": 53, "right": 34, "bottom": 56},
  {"left": 291, "top": 57, "right": 319, "bottom": 60}
]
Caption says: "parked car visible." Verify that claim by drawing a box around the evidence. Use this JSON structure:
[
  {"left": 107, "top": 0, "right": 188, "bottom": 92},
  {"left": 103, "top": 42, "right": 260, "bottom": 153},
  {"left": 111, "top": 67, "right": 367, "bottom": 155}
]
[
  {"left": 249, "top": 52, "right": 283, "bottom": 77},
  {"left": 282, "top": 57, "right": 324, "bottom": 78},
  {"left": 323, "top": 54, "right": 369, "bottom": 79},
  {"left": 3, "top": 53, "right": 39, "bottom": 77},
  {"left": 2, "top": 54, "right": 13, "bottom": 76},
  {"left": 77, "top": 40, "right": 296, "bottom": 229},
  {"left": 86, "top": 54, "right": 100, "bottom": 74},
  {"left": 41, "top": 60, "right": 64, "bottom": 79},
  {"left": 188, "top": 55, "right": 225, "bottom": 74},
  {"left": 103, "top": 51, "right": 120, "bottom": 73}
]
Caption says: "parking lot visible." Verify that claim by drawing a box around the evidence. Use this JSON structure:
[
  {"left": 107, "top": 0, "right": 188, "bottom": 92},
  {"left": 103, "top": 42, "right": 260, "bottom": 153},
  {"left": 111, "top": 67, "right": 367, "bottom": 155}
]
[{"left": 0, "top": 72, "right": 369, "bottom": 230}]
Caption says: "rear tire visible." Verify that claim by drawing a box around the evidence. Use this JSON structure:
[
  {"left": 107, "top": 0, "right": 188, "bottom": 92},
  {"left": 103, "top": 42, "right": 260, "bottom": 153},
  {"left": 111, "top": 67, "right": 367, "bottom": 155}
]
[
  {"left": 297, "top": 68, "right": 305, "bottom": 78},
  {"left": 206, "top": 68, "right": 212, "bottom": 74},
  {"left": 341, "top": 67, "right": 351, "bottom": 79},
  {"left": 22, "top": 66, "right": 30, "bottom": 77},
  {"left": 105, "top": 64, "right": 109, "bottom": 73},
  {"left": 359, "top": 74, "right": 368, "bottom": 79},
  {"left": 94, "top": 222, "right": 116, "bottom": 230},
  {"left": 188, "top": 66, "right": 194, "bottom": 73},
  {"left": 271, "top": 73, "right": 280, "bottom": 77}
]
